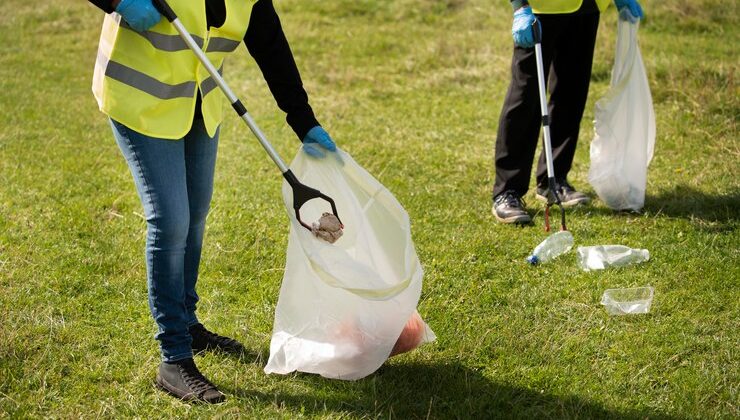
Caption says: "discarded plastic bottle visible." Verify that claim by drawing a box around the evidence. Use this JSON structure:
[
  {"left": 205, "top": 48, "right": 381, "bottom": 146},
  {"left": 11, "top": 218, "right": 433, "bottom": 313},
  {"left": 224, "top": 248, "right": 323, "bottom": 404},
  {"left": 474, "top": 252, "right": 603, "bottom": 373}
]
[
  {"left": 577, "top": 245, "right": 650, "bottom": 271},
  {"left": 527, "top": 231, "right": 574, "bottom": 265}
]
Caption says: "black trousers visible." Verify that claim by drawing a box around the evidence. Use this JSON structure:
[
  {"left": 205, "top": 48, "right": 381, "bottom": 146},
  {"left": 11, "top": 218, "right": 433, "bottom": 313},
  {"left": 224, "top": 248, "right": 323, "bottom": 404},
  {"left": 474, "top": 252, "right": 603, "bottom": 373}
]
[{"left": 492, "top": 11, "right": 600, "bottom": 199}]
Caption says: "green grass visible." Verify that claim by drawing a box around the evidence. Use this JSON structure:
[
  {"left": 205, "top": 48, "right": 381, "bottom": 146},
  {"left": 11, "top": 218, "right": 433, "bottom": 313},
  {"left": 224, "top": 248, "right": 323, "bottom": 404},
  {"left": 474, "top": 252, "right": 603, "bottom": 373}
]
[{"left": 0, "top": 0, "right": 737, "bottom": 418}]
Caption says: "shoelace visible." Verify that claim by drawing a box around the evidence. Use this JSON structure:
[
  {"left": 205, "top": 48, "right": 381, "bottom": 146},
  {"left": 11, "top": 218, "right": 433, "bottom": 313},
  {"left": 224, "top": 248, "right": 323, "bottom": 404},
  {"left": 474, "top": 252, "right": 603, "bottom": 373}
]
[
  {"left": 499, "top": 191, "right": 526, "bottom": 209},
  {"left": 179, "top": 362, "right": 217, "bottom": 396},
  {"left": 197, "top": 327, "right": 237, "bottom": 348}
]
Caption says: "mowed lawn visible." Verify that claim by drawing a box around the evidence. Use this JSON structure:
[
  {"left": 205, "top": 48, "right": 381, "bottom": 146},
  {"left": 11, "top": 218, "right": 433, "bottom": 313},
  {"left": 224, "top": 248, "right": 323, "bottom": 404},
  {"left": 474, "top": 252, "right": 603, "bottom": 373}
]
[{"left": 0, "top": 0, "right": 737, "bottom": 418}]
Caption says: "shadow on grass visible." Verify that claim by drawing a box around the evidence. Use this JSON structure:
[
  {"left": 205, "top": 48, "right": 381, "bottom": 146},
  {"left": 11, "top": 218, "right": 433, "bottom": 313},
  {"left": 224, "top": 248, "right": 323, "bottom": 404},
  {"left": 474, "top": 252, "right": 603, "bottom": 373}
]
[
  {"left": 225, "top": 362, "right": 676, "bottom": 419},
  {"left": 536, "top": 185, "right": 740, "bottom": 230},
  {"left": 643, "top": 185, "right": 739, "bottom": 224}
]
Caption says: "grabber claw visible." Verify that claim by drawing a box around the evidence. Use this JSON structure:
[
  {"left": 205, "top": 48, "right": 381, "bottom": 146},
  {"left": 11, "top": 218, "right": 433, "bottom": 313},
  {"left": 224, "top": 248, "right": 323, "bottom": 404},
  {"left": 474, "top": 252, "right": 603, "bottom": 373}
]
[
  {"left": 283, "top": 170, "right": 342, "bottom": 231},
  {"left": 557, "top": 202, "right": 567, "bottom": 232},
  {"left": 544, "top": 185, "right": 568, "bottom": 232}
]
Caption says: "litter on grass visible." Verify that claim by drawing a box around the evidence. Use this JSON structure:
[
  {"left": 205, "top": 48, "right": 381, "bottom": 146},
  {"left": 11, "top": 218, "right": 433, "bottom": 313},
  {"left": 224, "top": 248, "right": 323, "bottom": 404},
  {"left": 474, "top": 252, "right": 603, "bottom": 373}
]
[
  {"left": 601, "top": 287, "right": 654, "bottom": 315},
  {"left": 527, "top": 230, "right": 574, "bottom": 265},
  {"left": 577, "top": 245, "right": 649, "bottom": 271}
]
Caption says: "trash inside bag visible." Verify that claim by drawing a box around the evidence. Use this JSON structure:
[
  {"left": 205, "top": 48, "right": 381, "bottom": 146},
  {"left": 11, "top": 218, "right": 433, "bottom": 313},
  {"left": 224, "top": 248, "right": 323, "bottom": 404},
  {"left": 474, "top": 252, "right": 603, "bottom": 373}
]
[
  {"left": 589, "top": 16, "right": 656, "bottom": 211},
  {"left": 601, "top": 286, "right": 654, "bottom": 315},
  {"left": 390, "top": 311, "right": 427, "bottom": 357},
  {"left": 577, "top": 245, "right": 649, "bottom": 271},
  {"left": 312, "top": 212, "right": 343, "bottom": 244},
  {"left": 265, "top": 148, "right": 435, "bottom": 380}
]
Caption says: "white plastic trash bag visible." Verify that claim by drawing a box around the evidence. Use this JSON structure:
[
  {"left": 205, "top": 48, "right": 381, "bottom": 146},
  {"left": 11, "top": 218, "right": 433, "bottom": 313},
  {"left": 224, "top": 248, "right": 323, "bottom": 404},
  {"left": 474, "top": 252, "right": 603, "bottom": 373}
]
[
  {"left": 589, "top": 12, "right": 656, "bottom": 211},
  {"left": 264, "top": 148, "right": 435, "bottom": 380}
]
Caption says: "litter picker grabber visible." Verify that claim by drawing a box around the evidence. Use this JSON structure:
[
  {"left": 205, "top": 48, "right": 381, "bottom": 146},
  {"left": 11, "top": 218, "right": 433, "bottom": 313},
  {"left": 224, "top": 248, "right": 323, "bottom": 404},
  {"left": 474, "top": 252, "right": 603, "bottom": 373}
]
[
  {"left": 532, "top": 21, "right": 567, "bottom": 232},
  {"left": 152, "top": 0, "right": 341, "bottom": 231}
]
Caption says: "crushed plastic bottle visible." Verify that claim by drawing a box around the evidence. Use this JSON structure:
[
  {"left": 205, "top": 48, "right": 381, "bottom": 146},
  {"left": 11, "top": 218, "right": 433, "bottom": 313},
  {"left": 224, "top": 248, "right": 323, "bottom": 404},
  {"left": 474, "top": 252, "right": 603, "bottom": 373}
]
[
  {"left": 577, "top": 245, "right": 649, "bottom": 271},
  {"left": 526, "top": 231, "right": 574, "bottom": 265}
]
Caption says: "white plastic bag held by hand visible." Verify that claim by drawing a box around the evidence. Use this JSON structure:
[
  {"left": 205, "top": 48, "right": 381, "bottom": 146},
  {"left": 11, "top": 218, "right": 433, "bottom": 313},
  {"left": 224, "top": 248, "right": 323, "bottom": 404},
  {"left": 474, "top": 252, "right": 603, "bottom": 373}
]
[
  {"left": 589, "top": 12, "right": 656, "bottom": 211},
  {"left": 264, "top": 148, "right": 435, "bottom": 380}
]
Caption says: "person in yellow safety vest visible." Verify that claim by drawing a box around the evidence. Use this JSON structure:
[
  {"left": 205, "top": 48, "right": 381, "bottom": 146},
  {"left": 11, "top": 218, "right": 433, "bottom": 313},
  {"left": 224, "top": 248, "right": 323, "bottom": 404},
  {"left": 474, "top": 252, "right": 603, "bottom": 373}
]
[
  {"left": 491, "top": 0, "right": 643, "bottom": 225},
  {"left": 88, "top": 0, "right": 338, "bottom": 403}
]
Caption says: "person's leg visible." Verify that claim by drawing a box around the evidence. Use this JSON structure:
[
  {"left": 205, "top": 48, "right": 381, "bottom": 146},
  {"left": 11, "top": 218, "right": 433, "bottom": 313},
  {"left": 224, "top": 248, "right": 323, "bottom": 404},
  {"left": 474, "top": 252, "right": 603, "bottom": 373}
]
[
  {"left": 111, "top": 119, "right": 227, "bottom": 403},
  {"left": 180, "top": 120, "right": 245, "bottom": 355},
  {"left": 535, "top": 12, "right": 600, "bottom": 186},
  {"left": 492, "top": 48, "right": 543, "bottom": 199},
  {"left": 493, "top": 14, "right": 562, "bottom": 199},
  {"left": 182, "top": 120, "right": 219, "bottom": 328},
  {"left": 110, "top": 119, "right": 193, "bottom": 363}
]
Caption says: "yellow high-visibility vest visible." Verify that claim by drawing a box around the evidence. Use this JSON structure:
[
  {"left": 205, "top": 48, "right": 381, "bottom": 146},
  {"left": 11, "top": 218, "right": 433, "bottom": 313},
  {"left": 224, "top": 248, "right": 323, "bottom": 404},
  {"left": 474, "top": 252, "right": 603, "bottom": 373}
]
[
  {"left": 529, "top": 0, "right": 611, "bottom": 14},
  {"left": 92, "top": 1, "right": 250, "bottom": 139}
]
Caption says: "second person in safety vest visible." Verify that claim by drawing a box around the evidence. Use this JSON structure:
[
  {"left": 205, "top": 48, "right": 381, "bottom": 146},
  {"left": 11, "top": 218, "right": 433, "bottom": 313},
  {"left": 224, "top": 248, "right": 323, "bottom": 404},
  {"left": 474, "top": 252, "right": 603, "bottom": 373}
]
[
  {"left": 491, "top": 0, "right": 643, "bottom": 224},
  {"left": 88, "top": 0, "right": 337, "bottom": 403}
]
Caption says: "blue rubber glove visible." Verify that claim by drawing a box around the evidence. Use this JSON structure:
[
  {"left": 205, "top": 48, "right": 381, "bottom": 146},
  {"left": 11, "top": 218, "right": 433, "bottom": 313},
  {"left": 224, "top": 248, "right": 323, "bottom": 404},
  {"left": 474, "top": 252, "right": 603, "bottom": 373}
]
[
  {"left": 614, "top": 0, "right": 644, "bottom": 22},
  {"left": 302, "top": 126, "right": 337, "bottom": 158},
  {"left": 115, "top": 0, "right": 161, "bottom": 32},
  {"left": 512, "top": 6, "right": 540, "bottom": 48}
]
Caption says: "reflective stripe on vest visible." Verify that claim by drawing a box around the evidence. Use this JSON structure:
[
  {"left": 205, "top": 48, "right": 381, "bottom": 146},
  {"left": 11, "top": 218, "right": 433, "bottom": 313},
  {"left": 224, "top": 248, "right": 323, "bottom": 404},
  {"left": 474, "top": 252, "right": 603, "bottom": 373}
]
[
  {"left": 99, "top": 53, "right": 196, "bottom": 100},
  {"left": 206, "top": 38, "right": 241, "bottom": 53},
  {"left": 200, "top": 65, "right": 224, "bottom": 97},
  {"left": 99, "top": 48, "right": 221, "bottom": 100},
  {"left": 92, "top": 0, "right": 250, "bottom": 139},
  {"left": 120, "top": 20, "right": 204, "bottom": 51},
  {"left": 106, "top": 61, "right": 197, "bottom": 99},
  {"left": 529, "top": 0, "right": 610, "bottom": 14},
  {"left": 122, "top": 20, "right": 241, "bottom": 54}
]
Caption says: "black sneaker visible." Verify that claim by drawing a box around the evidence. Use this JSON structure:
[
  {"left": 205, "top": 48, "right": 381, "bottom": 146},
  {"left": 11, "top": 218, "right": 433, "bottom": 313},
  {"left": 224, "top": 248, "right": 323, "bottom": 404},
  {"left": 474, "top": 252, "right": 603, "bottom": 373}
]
[
  {"left": 492, "top": 190, "right": 532, "bottom": 224},
  {"left": 189, "top": 323, "right": 245, "bottom": 355},
  {"left": 536, "top": 179, "right": 590, "bottom": 207},
  {"left": 156, "top": 358, "right": 225, "bottom": 404}
]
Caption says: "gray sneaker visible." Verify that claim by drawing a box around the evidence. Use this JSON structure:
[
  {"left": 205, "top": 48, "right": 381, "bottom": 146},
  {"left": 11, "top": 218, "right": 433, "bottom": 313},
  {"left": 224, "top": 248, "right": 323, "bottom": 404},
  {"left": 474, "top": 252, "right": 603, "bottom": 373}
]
[
  {"left": 493, "top": 190, "right": 532, "bottom": 224},
  {"left": 536, "top": 179, "right": 590, "bottom": 207}
]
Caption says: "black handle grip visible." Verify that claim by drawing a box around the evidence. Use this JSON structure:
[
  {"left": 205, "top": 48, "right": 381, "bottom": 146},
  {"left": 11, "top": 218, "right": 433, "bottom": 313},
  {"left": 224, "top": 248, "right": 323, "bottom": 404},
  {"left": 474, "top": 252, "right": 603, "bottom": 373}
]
[
  {"left": 152, "top": 0, "right": 177, "bottom": 22},
  {"left": 532, "top": 18, "right": 542, "bottom": 44}
]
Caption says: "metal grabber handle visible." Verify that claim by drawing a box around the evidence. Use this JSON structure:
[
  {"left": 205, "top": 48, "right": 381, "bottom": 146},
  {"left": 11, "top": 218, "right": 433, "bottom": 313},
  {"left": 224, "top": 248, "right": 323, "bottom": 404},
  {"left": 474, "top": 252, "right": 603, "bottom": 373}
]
[
  {"left": 152, "top": 0, "right": 341, "bottom": 231},
  {"left": 532, "top": 21, "right": 567, "bottom": 232}
]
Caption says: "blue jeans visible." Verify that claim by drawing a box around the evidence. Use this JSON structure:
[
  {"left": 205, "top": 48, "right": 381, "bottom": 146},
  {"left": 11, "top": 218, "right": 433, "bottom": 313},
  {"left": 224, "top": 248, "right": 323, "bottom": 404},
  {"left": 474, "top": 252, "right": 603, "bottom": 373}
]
[{"left": 111, "top": 119, "right": 219, "bottom": 362}]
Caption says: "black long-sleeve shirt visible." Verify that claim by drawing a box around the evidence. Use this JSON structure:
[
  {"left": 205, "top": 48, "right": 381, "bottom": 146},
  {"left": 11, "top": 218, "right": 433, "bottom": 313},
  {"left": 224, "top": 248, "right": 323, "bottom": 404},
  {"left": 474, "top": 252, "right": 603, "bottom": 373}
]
[{"left": 88, "top": 0, "right": 319, "bottom": 140}]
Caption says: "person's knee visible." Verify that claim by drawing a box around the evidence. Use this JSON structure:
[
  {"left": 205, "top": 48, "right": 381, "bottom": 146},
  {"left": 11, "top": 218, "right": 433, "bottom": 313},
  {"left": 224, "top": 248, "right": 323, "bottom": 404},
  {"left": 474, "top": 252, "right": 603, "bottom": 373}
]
[
  {"left": 187, "top": 201, "right": 211, "bottom": 231},
  {"left": 149, "top": 211, "right": 190, "bottom": 250}
]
